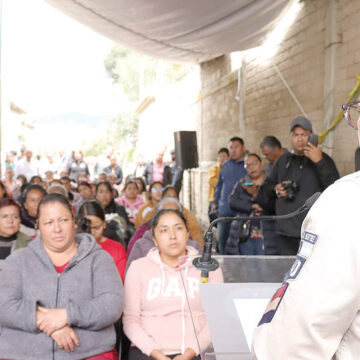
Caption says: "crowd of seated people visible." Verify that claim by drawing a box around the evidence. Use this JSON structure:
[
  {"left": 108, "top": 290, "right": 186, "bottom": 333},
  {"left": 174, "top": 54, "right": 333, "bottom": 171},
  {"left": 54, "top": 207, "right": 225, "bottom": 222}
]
[
  {"left": 0, "top": 148, "right": 212, "bottom": 360},
  {"left": 0, "top": 117, "right": 343, "bottom": 358}
]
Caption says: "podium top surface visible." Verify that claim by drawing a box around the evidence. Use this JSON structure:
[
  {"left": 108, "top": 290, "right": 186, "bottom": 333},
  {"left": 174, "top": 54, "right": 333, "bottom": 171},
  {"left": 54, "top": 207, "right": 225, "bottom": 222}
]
[
  {"left": 189, "top": 255, "right": 296, "bottom": 283},
  {"left": 178, "top": 255, "right": 295, "bottom": 359}
]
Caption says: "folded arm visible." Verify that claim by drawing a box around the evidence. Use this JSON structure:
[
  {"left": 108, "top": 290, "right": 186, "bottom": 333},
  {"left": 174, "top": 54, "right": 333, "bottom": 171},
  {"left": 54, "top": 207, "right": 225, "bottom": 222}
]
[{"left": 66, "top": 252, "right": 124, "bottom": 330}]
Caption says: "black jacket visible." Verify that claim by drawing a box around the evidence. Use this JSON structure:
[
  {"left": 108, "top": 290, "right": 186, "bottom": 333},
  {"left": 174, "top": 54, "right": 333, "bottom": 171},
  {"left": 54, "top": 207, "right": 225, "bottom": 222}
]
[
  {"left": 143, "top": 162, "right": 172, "bottom": 186},
  {"left": 262, "top": 151, "right": 339, "bottom": 238},
  {"left": 170, "top": 161, "right": 184, "bottom": 194},
  {"left": 104, "top": 201, "right": 135, "bottom": 246},
  {"left": 66, "top": 159, "right": 90, "bottom": 181},
  {"left": 226, "top": 176, "right": 254, "bottom": 254},
  {"left": 226, "top": 176, "right": 278, "bottom": 255}
]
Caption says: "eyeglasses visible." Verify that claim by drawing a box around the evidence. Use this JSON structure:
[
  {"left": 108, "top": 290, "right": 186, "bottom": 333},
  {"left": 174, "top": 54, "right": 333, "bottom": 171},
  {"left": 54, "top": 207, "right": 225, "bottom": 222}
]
[
  {"left": 244, "top": 160, "right": 260, "bottom": 169},
  {"left": 261, "top": 149, "right": 273, "bottom": 159},
  {"left": 151, "top": 187, "right": 163, "bottom": 193},
  {"left": 342, "top": 100, "right": 360, "bottom": 130}
]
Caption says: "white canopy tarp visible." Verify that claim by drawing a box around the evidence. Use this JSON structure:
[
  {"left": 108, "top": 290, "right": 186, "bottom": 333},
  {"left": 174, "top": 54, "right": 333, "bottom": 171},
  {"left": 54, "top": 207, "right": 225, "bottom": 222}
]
[{"left": 45, "top": 0, "right": 294, "bottom": 63}]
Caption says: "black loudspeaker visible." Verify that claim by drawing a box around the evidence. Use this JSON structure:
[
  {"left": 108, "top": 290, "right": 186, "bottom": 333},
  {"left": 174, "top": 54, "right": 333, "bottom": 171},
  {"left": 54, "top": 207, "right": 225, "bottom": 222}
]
[{"left": 174, "top": 131, "right": 199, "bottom": 170}]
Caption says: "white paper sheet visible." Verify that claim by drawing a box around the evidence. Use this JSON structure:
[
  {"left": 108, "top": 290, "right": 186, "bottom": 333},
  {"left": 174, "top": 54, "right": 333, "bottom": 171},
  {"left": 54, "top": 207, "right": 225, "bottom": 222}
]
[{"left": 233, "top": 298, "right": 269, "bottom": 348}]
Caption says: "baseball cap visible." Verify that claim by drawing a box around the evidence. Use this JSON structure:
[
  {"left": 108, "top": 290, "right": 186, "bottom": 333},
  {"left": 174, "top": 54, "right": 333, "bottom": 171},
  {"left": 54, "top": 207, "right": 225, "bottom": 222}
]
[{"left": 290, "top": 116, "right": 313, "bottom": 132}]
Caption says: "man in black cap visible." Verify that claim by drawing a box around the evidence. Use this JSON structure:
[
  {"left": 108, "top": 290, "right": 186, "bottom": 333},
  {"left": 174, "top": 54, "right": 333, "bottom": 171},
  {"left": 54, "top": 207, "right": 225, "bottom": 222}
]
[{"left": 262, "top": 116, "right": 339, "bottom": 255}]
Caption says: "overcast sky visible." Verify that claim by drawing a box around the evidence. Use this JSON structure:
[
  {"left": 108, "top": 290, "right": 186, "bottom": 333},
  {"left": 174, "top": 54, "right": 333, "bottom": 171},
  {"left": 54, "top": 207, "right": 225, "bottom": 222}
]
[{"left": 2, "top": 0, "right": 118, "bottom": 117}]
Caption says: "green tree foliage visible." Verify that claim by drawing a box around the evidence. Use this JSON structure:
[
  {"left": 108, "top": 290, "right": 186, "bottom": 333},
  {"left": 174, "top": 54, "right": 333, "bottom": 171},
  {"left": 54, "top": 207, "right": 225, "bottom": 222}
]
[
  {"left": 108, "top": 111, "right": 139, "bottom": 142},
  {"left": 104, "top": 44, "right": 190, "bottom": 101},
  {"left": 81, "top": 111, "right": 138, "bottom": 159},
  {"left": 104, "top": 47, "right": 140, "bottom": 101},
  {"left": 95, "top": 44, "right": 192, "bottom": 159}
]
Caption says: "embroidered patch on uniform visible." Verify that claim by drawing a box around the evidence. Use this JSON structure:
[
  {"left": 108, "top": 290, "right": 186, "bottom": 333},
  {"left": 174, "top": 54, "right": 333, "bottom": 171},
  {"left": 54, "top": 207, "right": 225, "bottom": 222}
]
[
  {"left": 298, "top": 240, "right": 313, "bottom": 258},
  {"left": 303, "top": 231, "right": 318, "bottom": 245},
  {"left": 258, "top": 283, "right": 288, "bottom": 326},
  {"left": 285, "top": 257, "right": 306, "bottom": 280},
  {"left": 284, "top": 231, "right": 318, "bottom": 282}
]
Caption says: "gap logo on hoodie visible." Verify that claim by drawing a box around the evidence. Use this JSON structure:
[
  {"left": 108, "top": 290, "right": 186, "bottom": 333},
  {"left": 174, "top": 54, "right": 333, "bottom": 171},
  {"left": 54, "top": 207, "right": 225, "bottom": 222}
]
[{"left": 147, "top": 276, "right": 199, "bottom": 300}]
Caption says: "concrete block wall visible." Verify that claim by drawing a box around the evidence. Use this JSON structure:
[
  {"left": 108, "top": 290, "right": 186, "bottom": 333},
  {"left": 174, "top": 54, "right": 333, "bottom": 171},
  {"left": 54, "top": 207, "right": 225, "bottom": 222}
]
[
  {"left": 197, "top": 54, "right": 240, "bottom": 162},
  {"left": 243, "top": 0, "right": 327, "bottom": 156},
  {"left": 189, "top": 0, "right": 360, "bottom": 230},
  {"left": 200, "top": 82, "right": 239, "bottom": 161}
]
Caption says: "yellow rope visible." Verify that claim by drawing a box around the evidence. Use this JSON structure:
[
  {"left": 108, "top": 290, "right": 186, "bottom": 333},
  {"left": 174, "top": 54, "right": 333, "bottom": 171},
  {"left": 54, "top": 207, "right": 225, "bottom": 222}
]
[{"left": 319, "top": 75, "right": 360, "bottom": 143}]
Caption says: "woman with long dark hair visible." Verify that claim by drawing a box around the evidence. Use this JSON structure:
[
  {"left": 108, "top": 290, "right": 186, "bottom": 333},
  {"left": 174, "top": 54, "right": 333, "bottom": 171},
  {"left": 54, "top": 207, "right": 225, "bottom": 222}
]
[
  {"left": 20, "top": 184, "right": 47, "bottom": 239},
  {"left": 77, "top": 200, "right": 127, "bottom": 282},
  {"left": 134, "top": 177, "right": 148, "bottom": 202},
  {"left": 96, "top": 181, "right": 133, "bottom": 245}
]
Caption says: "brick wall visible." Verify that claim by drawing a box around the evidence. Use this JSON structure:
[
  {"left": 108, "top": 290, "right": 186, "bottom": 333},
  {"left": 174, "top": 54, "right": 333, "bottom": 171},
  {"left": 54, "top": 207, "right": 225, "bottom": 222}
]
[
  {"left": 244, "top": 0, "right": 327, "bottom": 156},
  {"left": 189, "top": 0, "right": 360, "bottom": 229}
]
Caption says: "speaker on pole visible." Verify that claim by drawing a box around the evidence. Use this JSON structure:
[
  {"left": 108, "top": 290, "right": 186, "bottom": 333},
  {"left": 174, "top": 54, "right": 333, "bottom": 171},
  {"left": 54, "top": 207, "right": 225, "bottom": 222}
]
[{"left": 174, "top": 131, "right": 198, "bottom": 170}]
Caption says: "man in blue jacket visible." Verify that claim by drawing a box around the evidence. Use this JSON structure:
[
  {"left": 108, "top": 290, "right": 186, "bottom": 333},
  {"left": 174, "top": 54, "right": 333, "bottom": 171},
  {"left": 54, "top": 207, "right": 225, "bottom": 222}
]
[{"left": 212, "top": 137, "right": 247, "bottom": 254}]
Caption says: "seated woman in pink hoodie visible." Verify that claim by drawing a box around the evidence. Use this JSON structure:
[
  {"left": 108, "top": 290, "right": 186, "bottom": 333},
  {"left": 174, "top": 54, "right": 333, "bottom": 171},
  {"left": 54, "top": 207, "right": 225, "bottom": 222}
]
[
  {"left": 117, "top": 180, "right": 145, "bottom": 224},
  {"left": 123, "top": 209, "right": 223, "bottom": 360}
]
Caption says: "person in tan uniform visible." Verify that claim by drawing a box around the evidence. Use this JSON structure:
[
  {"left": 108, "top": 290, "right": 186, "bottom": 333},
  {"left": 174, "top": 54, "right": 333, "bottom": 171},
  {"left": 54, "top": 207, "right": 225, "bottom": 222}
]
[{"left": 252, "top": 99, "right": 360, "bottom": 359}]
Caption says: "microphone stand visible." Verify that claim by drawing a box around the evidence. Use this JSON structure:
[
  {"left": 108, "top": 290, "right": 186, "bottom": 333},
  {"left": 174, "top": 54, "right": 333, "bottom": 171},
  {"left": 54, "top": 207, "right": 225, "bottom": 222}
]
[{"left": 193, "top": 192, "right": 321, "bottom": 283}]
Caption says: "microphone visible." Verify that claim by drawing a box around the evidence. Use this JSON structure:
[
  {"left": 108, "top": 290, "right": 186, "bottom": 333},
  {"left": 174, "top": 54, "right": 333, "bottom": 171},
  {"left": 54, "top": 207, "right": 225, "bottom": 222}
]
[
  {"left": 193, "top": 192, "right": 321, "bottom": 283},
  {"left": 303, "top": 192, "right": 321, "bottom": 209}
]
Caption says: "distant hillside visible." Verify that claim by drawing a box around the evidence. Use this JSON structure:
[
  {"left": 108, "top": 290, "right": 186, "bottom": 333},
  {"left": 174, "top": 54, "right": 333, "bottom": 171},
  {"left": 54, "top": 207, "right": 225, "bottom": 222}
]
[{"left": 34, "top": 112, "right": 110, "bottom": 128}]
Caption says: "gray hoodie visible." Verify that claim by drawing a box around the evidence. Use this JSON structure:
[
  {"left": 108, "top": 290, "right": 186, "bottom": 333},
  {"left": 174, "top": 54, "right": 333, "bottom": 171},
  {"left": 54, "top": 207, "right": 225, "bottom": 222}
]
[
  {"left": 0, "top": 233, "right": 124, "bottom": 360},
  {"left": 125, "top": 229, "right": 202, "bottom": 273}
]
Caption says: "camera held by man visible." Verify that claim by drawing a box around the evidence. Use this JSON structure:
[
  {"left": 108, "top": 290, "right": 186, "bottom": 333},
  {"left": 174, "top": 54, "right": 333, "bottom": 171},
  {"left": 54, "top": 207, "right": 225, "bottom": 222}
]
[
  {"left": 280, "top": 180, "right": 299, "bottom": 200},
  {"left": 261, "top": 116, "right": 339, "bottom": 256}
]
